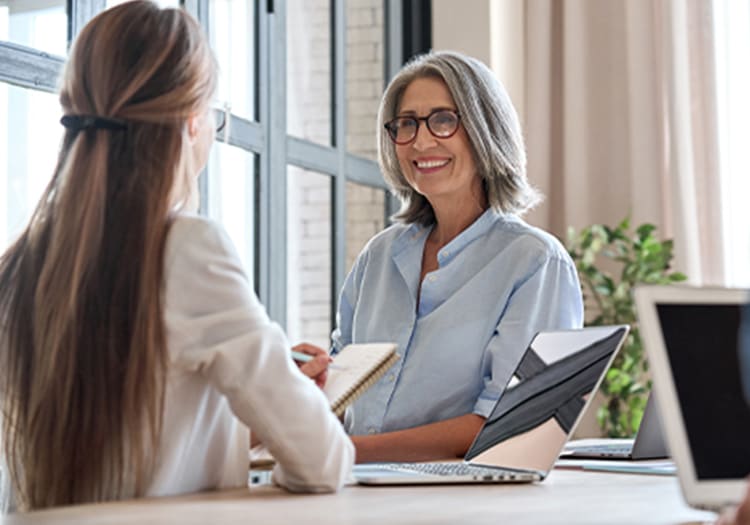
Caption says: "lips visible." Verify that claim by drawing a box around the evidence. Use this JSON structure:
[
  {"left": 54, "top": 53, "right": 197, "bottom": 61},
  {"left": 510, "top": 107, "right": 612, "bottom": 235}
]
[{"left": 413, "top": 158, "right": 451, "bottom": 173}]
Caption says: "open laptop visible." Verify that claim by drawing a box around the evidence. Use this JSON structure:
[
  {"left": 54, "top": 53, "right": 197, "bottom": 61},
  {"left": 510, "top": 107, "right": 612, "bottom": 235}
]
[
  {"left": 559, "top": 391, "right": 669, "bottom": 460},
  {"left": 354, "top": 325, "right": 629, "bottom": 485},
  {"left": 635, "top": 285, "right": 750, "bottom": 511}
]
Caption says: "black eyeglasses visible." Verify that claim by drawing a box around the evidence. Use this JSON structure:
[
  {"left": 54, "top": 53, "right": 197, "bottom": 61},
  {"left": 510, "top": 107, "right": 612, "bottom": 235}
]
[{"left": 384, "top": 109, "right": 461, "bottom": 145}]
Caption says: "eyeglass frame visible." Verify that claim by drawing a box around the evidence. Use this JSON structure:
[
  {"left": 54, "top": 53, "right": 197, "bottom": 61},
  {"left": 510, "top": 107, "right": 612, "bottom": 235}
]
[
  {"left": 383, "top": 109, "right": 462, "bottom": 145},
  {"left": 213, "top": 102, "right": 231, "bottom": 137}
]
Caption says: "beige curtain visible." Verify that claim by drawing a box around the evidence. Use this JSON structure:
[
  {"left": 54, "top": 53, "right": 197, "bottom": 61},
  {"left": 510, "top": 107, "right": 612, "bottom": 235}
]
[{"left": 523, "top": 0, "right": 724, "bottom": 285}]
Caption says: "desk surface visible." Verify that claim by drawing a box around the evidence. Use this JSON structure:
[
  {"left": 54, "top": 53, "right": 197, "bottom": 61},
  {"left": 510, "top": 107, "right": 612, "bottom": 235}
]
[{"left": 1, "top": 469, "right": 717, "bottom": 525}]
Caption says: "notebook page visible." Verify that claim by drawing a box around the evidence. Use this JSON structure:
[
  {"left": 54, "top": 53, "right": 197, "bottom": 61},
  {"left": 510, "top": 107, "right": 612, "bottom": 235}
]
[{"left": 324, "top": 343, "right": 397, "bottom": 409}]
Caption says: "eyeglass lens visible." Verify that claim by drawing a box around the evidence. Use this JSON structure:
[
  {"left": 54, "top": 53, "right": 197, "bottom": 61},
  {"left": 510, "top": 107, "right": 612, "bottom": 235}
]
[{"left": 386, "top": 110, "right": 459, "bottom": 144}]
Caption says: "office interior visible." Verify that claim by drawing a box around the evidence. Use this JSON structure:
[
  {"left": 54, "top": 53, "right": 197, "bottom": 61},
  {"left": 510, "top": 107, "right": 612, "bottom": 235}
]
[
  {"left": 0, "top": 0, "right": 748, "bottom": 521},
  {"left": 1, "top": 0, "right": 748, "bottom": 348}
]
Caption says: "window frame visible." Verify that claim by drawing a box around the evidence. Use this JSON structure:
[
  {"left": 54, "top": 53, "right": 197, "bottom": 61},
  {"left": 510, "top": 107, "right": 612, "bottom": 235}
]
[{"left": 0, "top": 0, "right": 409, "bottom": 335}]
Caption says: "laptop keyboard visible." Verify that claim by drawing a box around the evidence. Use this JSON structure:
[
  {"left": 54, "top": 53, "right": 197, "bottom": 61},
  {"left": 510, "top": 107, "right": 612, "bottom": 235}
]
[
  {"left": 568, "top": 444, "right": 632, "bottom": 455},
  {"left": 384, "top": 462, "right": 525, "bottom": 479}
]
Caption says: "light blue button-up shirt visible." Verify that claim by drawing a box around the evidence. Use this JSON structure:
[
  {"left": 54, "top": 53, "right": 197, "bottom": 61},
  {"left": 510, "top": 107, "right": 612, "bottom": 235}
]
[{"left": 331, "top": 209, "right": 583, "bottom": 436}]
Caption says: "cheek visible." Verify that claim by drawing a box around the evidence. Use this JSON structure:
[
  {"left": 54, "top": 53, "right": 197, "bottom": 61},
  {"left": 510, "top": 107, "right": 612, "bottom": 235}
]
[{"left": 396, "top": 148, "right": 414, "bottom": 180}]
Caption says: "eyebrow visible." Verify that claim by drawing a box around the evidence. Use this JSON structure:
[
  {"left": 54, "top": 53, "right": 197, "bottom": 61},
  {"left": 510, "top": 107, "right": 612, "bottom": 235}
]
[{"left": 396, "top": 106, "right": 457, "bottom": 117}]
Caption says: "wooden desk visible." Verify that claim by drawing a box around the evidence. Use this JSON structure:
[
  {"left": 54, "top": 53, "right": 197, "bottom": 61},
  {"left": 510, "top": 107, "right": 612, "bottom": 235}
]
[{"left": 1, "top": 469, "right": 718, "bottom": 524}]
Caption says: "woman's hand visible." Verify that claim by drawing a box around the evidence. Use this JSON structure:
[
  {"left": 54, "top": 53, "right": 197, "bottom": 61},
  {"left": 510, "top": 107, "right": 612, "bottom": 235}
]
[{"left": 292, "top": 342, "right": 332, "bottom": 388}]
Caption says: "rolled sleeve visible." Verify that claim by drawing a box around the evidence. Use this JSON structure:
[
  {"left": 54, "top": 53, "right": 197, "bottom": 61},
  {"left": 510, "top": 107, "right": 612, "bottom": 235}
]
[{"left": 473, "top": 255, "right": 584, "bottom": 417}]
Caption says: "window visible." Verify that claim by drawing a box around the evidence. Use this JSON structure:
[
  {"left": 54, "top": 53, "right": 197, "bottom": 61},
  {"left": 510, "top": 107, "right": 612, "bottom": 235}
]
[
  {"left": 0, "top": 0, "right": 65, "bottom": 248},
  {"left": 0, "top": 0, "right": 398, "bottom": 339}
]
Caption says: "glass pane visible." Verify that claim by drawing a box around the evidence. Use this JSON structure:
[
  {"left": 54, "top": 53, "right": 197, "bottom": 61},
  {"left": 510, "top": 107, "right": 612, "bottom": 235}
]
[
  {"left": 205, "top": 142, "right": 256, "bottom": 280},
  {"left": 0, "top": 84, "right": 61, "bottom": 250},
  {"left": 2, "top": 1, "right": 66, "bottom": 56},
  {"left": 346, "top": 0, "right": 384, "bottom": 160},
  {"left": 209, "top": 0, "right": 256, "bottom": 121},
  {"left": 287, "top": 167, "right": 332, "bottom": 349},
  {"left": 287, "top": 0, "right": 331, "bottom": 146},
  {"left": 345, "top": 182, "right": 384, "bottom": 272}
]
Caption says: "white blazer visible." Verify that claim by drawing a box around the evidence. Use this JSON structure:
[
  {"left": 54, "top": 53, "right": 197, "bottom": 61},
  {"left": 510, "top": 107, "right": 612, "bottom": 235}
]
[{"left": 1, "top": 214, "right": 353, "bottom": 512}]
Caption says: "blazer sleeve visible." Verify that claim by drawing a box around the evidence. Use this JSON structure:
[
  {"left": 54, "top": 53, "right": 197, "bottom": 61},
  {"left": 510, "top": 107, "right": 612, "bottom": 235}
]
[{"left": 163, "top": 216, "right": 354, "bottom": 492}]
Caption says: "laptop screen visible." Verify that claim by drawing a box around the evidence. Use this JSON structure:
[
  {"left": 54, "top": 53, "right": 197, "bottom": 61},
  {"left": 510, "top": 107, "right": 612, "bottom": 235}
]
[
  {"left": 464, "top": 326, "right": 627, "bottom": 472},
  {"left": 656, "top": 303, "right": 750, "bottom": 480}
]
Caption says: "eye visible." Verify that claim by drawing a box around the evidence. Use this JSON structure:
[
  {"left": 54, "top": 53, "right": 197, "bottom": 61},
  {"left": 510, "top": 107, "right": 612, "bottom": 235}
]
[
  {"left": 430, "top": 111, "right": 457, "bottom": 126},
  {"left": 396, "top": 118, "right": 417, "bottom": 131}
]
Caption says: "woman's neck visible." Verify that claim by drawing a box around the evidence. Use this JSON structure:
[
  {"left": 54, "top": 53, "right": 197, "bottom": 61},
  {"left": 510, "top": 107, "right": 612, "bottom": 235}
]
[{"left": 428, "top": 198, "right": 488, "bottom": 247}]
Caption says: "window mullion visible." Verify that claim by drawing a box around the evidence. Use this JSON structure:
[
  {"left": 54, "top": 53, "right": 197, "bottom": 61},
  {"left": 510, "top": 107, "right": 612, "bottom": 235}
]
[
  {"left": 263, "top": 0, "right": 287, "bottom": 325},
  {"left": 68, "top": 0, "right": 106, "bottom": 43},
  {"left": 331, "top": 0, "right": 346, "bottom": 329}
]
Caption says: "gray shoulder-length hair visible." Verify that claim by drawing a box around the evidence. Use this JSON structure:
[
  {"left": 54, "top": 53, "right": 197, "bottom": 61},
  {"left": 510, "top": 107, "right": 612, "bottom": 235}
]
[{"left": 378, "top": 50, "right": 541, "bottom": 225}]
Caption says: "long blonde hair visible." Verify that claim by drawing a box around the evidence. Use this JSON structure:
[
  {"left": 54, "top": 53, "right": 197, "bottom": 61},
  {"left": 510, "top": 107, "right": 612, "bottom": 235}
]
[{"left": 0, "top": 1, "right": 216, "bottom": 510}]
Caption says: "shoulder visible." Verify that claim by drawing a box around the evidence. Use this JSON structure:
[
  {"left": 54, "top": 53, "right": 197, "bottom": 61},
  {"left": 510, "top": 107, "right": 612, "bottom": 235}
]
[
  {"left": 352, "top": 221, "right": 415, "bottom": 263},
  {"left": 165, "top": 214, "right": 238, "bottom": 266},
  {"left": 163, "top": 214, "right": 246, "bottom": 290},
  {"left": 489, "top": 214, "right": 572, "bottom": 264},
  {"left": 167, "top": 213, "right": 232, "bottom": 250},
  {"left": 361, "top": 221, "right": 412, "bottom": 252}
]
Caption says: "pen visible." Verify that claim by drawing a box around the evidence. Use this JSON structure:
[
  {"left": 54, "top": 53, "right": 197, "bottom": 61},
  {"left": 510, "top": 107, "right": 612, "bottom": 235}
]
[{"left": 291, "top": 350, "right": 345, "bottom": 370}]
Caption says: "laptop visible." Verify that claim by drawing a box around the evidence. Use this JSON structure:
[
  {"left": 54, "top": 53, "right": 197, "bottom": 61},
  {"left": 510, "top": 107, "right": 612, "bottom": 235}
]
[
  {"left": 635, "top": 285, "right": 750, "bottom": 511},
  {"left": 559, "top": 392, "right": 669, "bottom": 460},
  {"left": 354, "top": 325, "right": 629, "bottom": 485}
]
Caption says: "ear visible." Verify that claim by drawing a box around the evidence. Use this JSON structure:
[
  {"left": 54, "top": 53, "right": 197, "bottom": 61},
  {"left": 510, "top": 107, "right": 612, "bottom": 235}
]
[{"left": 186, "top": 113, "right": 200, "bottom": 143}]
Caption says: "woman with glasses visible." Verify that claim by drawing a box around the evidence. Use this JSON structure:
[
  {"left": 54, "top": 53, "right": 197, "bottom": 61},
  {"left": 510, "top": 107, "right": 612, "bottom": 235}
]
[
  {"left": 0, "top": 1, "right": 352, "bottom": 512},
  {"left": 329, "top": 51, "right": 583, "bottom": 462}
]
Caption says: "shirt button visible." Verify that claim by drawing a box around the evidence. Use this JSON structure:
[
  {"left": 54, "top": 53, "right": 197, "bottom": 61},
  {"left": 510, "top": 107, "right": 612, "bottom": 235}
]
[
  {"left": 428, "top": 275, "right": 437, "bottom": 282},
  {"left": 368, "top": 427, "right": 376, "bottom": 434},
  {"left": 387, "top": 374, "right": 396, "bottom": 382},
  {"left": 441, "top": 250, "right": 450, "bottom": 258}
]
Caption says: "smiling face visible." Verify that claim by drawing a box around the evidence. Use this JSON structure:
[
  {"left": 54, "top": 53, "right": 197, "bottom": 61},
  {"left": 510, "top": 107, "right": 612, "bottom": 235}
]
[{"left": 395, "top": 76, "right": 482, "bottom": 212}]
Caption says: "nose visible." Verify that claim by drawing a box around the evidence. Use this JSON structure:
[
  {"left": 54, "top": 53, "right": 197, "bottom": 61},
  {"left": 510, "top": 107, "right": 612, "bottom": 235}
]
[{"left": 411, "top": 121, "right": 437, "bottom": 151}]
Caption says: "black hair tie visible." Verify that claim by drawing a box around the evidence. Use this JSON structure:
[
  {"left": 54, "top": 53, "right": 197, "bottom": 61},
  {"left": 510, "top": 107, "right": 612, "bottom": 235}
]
[{"left": 60, "top": 114, "right": 127, "bottom": 132}]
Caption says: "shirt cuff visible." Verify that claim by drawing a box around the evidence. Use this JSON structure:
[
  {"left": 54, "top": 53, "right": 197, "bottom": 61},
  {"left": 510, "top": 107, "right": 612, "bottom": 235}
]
[{"left": 473, "top": 392, "right": 501, "bottom": 418}]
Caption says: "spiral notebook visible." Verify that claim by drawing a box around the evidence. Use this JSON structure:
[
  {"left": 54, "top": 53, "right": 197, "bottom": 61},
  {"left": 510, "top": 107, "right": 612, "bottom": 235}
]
[{"left": 326, "top": 343, "right": 399, "bottom": 417}]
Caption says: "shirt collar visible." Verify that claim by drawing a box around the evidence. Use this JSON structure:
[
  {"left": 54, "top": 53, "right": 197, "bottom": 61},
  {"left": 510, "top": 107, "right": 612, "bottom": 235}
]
[
  {"left": 391, "top": 208, "right": 502, "bottom": 261},
  {"left": 439, "top": 207, "right": 500, "bottom": 258}
]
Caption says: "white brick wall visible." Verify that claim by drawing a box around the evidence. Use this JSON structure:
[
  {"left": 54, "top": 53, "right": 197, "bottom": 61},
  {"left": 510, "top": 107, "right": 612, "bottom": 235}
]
[{"left": 287, "top": 0, "right": 385, "bottom": 348}]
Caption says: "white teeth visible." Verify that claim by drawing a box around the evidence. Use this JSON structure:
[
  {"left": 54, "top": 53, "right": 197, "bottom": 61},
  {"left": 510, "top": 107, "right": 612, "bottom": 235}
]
[{"left": 415, "top": 159, "right": 450, "bottom": 169}]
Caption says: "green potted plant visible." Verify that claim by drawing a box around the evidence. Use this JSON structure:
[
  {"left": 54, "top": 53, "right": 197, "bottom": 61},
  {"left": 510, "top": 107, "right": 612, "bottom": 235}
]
[{"left": 567, "top": 218, "right": 687, "bottom": 438}]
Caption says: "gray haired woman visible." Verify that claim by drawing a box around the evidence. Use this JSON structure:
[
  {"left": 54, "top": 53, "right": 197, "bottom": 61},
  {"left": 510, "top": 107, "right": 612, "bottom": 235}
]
[{"left": 304, "top": 50, "right": 583, "bottom": 463}]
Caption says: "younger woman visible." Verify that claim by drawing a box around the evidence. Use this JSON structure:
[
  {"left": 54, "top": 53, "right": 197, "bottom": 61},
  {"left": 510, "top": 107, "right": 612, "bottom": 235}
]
[{"left": 0, "top": 1, "right": 352, "bottom": 512}]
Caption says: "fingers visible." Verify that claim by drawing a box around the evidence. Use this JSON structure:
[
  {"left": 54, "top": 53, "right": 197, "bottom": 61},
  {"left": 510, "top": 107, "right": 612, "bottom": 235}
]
[
  {"left": 299, "top": 353, "right": 331, "bottom": 388},
  {"left": 293, "top": 342, "right": 328, "bottom": 357}
]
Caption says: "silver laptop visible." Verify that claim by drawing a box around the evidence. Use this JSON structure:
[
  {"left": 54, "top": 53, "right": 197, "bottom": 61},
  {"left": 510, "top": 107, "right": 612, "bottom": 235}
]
[
  {"left": 559, "top": 392, "right": 669, "bottom": 460},
  {"left": 354, "top": 325, "right": 629, "bottom": 485},
  {"left": 635, "top": 285, "right": 750, "bottom": 511}
]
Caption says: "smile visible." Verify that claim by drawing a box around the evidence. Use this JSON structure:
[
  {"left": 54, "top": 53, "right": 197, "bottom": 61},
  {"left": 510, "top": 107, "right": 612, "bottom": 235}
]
[{"left": 414, "top": 159, "right": 451, "bottom": 169}]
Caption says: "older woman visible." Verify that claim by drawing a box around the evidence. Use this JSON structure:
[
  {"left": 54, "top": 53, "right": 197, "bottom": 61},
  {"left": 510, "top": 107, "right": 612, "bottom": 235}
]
[{"left": 329, "top": 50, "right": 583, "bottom": 463}]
